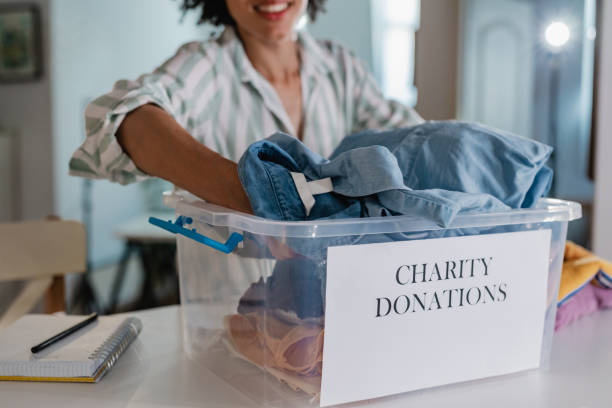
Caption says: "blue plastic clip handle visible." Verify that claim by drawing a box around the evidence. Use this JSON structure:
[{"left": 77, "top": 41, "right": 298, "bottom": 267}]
[{"left": 148, "top": 216, "right": 243, "bottom": 254}]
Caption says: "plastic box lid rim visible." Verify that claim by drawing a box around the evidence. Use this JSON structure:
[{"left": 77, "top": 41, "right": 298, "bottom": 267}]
[{"left": 165, "top": 191, "right": 582, "bottom": 238}]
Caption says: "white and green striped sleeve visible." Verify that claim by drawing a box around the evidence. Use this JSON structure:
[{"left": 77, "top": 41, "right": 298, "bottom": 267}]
[
  {"left": 349, "top": 53, "right": 424, "bottom": 133},
  {"left": 68, "top": 42, "right": 206, "bottom": 185}
]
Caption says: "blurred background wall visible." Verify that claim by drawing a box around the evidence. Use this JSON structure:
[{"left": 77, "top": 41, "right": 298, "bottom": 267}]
[
  {"left": 0, "top": 0, "right": 53, "bottom": 221},
  {"left": 414, "top": 0, "right": 459, "bottom": 120},
  {"left": 593, "top": 0, "right": 612, "bottom": 260}
]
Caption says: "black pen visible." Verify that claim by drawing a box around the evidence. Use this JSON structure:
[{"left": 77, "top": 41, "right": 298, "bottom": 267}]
[{"left": 31, "top": 313, "right": 98, "bottom": 354}]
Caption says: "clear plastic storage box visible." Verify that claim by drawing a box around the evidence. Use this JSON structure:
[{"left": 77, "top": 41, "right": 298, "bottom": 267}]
[{"left": 151, "top": 192, "right": 581, "bottom": 407}]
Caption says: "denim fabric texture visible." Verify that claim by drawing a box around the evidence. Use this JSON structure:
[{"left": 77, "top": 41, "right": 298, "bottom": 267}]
[
  {"left": 237, "top": 257, "right": 324, "bottom": 321},
  {"left": 238, "top": 121, "right": 553, "bottom": 227},
  {"left": 236, "top": 121, "right": 554, "bottom": 319}
]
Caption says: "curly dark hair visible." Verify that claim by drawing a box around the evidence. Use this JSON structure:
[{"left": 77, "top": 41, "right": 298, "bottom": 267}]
[{"left": 180, "top": 0, "right": 327, "bottom": 26}]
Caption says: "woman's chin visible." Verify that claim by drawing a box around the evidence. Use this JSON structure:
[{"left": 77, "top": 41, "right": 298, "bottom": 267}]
[
  {"left": 266, "top": 28, "right": 296, "bottom": 43},
  {"left": 248, "top": 24, "right": 297, "bottom": 44}
]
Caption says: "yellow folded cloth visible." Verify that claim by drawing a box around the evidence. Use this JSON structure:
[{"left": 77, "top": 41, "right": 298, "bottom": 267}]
[{"left": 558, "top": 241, "right": 612, "bottom": 305}]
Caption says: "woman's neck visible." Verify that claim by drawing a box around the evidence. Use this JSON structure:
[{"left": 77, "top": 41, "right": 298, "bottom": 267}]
[{"left": 237, "top": 27, "right": 301, "bottom": 84}]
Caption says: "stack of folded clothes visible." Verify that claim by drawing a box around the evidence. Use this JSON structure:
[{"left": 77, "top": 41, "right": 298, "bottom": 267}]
[{"left": 555, "top": 241, "right": 612, "bottom": 330}]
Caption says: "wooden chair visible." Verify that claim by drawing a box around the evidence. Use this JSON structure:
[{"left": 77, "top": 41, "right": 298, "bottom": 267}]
[{"left": 0, "top": 219, "right": 86, "bottom": 330}]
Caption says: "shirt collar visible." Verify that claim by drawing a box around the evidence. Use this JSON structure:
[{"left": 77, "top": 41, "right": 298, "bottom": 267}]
[
  {"left": 219, "top": 26, "right": 335, "bottom": 83},
  {"left": 297, "top": 28, "right": 336, "bottom": 78},
  {"left": 219, "top": 27, "right": 257, "bottom": 83}
]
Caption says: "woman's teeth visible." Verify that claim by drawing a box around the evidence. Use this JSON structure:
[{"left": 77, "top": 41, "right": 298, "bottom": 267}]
[{"left": 256, "top": 2, "right": 290, "bottom": 13}]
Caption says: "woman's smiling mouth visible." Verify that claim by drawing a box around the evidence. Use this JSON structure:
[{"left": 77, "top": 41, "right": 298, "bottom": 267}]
[{"left": 254, "top": 2, "right": 293, "bottom": 20}]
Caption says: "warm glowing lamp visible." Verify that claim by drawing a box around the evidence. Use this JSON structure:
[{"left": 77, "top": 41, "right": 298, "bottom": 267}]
[{"left": 545, "top": 21, "right": 571, "bottom": 48}]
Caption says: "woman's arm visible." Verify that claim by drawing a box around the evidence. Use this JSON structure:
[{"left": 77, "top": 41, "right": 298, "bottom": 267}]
[{"left": 117, "top": 104, "right": 253, "bottom": 214}]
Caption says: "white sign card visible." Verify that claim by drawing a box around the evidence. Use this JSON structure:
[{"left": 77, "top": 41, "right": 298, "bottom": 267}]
[{"left": 320, "top": 230, "right": 552, "bottom": 407}]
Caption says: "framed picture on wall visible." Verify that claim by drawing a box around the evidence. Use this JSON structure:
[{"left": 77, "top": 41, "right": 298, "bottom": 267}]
[{"left": 0, "top": 3, "right": 42, "bottom": 82}]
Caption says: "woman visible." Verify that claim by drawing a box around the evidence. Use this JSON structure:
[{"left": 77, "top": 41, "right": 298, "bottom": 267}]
[{"left": 69, "top": 0, "right": 423, "bottom": 213}]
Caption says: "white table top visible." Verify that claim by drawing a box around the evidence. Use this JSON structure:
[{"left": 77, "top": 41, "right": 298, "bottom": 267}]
[{"left": 2, "top": 305, "right": 611, "bottom": 408}]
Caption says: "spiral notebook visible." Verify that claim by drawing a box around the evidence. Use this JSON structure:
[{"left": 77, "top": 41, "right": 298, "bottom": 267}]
[{"left": 0, "top": 314, "right": 142, "bottom": 383}]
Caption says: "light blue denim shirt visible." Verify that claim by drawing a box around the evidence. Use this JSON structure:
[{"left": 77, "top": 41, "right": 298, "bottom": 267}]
[
  {"left": 236, "top": 121, "right": 553, "bottom": 319},
  {"left": 238, "top": 121, "right": 553, "bottom": 227}
]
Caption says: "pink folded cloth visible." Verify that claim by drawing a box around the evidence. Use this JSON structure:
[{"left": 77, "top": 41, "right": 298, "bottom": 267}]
[{"left": 555, "top": 283, "right": 612, "bottom": 330}]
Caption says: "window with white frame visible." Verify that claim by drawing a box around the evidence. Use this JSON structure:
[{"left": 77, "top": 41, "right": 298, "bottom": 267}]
[{"left": 370, "top": 0, "right": 420, "bottom": 107}]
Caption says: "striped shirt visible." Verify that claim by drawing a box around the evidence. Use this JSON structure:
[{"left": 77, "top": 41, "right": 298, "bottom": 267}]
[{"left": 69, "top": 27, "right": 423, "bottom": 185}]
